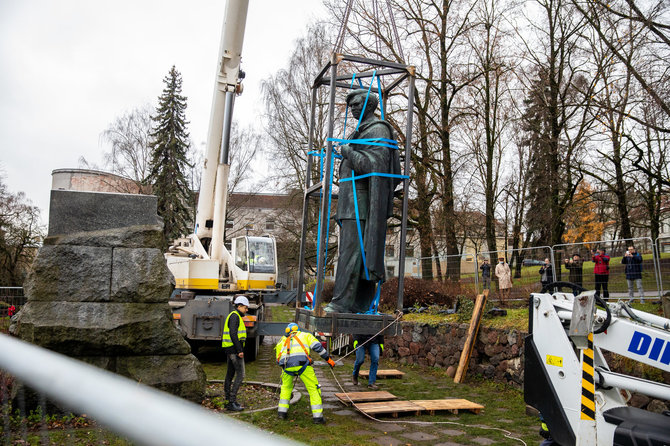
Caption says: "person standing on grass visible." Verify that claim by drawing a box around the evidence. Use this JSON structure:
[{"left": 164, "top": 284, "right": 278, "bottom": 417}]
[
  {"left": 539, "top": 258, "right": 553, "bottom": 290},
  {"left": 622, "top": 246, "right": 645, "bottom": 303},
  {"left": 352, "top": 333, "right": 384, "bottom": 390},
  {"left": 495, "top": 256, "right": 512, "bottom": 305},
  {"left": 222, "top": 295, "right": 249, "bottom": 412},
  {"left": 564, "top": 254, "right": 583, "bottom": 288},
  {"left": 276, "top": 323, "right": 336, "bottom": 424},
  {"left": 592, "top": 248, "right": 610, "bottom": 300},
  {"left": 479, "top": 258, "right": 492, "bottom": 291}
]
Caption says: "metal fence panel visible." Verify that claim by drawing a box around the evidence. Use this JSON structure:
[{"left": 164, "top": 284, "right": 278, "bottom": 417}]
[{"left": 553, "top": 237, "right": 657, "bottom": 301}]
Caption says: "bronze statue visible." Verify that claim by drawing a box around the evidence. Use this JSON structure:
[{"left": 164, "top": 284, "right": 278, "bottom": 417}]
[{"left": 325, "top": 89, "right": 400, "bottom": 314}]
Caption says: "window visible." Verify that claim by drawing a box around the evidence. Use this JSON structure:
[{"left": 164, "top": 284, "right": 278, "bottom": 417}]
[
  {"left": 235, "top": 238, "right": 247, "bottom": 271},
  {"left": 405, "top": 244, "right": 414, "bottom": 257},
  {"left": 226, "top": 219, "right": 234, "bottom": 230},
  {"left": 385, "top": 245, "right": 395, "bottom": 257},
  {"left": 265, "top": 219, "right": 275, "bottom": 231},
  {"left": 386, "top": 266, "right": 395, "bottom": 277}
]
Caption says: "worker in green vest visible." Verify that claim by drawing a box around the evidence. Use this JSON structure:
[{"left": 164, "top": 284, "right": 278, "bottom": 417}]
[
  {"left": 222, "top": 295, "right": 249, "bottom": 411},
  {"left": 275, "top": 323, "right": 335, "bottom": 423}
]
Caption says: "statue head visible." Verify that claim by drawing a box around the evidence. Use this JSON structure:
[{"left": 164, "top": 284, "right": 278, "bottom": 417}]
[{"left": 346, "top": 89, "right": 378, "bottom": 120}]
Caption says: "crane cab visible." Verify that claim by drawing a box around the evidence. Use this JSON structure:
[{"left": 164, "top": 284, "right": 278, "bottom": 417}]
[{"left": 229, "top": 235, "right": 277, "bottom": 291}]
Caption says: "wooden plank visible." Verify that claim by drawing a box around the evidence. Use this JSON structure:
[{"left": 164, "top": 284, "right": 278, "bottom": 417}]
[
  {"left": 454, "top": 290, "right": 489, "bottom": 383},
  {"left": 355, "top": 400, "right": 423, "bottom": 418},
  {"left": 359, "top": 369, "right": 405, "bottom": 379},
  {"left": 411, "top": 399, "right": 485, "bottom": 415},
  {"left": 335, "top": 391, "right": 397, "bottom": 405}
]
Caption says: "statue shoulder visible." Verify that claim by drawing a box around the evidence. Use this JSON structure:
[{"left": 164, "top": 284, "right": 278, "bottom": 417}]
[{"left": 359, "top": 119, "right": 394, "bottom": 138}]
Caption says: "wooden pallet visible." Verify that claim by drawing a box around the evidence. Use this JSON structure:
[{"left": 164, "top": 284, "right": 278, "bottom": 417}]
[
  {"left": 454, "top": 290, "right": 489, "bottom": 383},
  {"left": 411, "top": 399, "right": 484, "bottom": 415},
  {"left": 335, "top": 391, "right": 397, "bottom": 405},
  {"left": 359, "top": 369, "right": 405, "bottom": 379},
  {"left": 355, "top": 400, "right": 423, "bottom": 417}
]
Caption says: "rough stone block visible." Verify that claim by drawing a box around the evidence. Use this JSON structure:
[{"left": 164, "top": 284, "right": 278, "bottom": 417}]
[
  {"left": 14, "top": 301, "right": 190, "bottom": 356},
  {"left": 111, "top": 248, "right": 172, "bottom": 302},
  {"left": 25, "top": 245, "right": 112, "bottom": 302},
  {"left": 44, "top": 225, "right": 164, "bottom": 249},
  {"left": 48, "top": 190, "right": 161, "bottom": 237}
]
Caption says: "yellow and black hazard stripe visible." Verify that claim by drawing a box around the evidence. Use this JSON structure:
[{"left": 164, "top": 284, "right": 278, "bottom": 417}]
[{"left": 580, "top": 332, "right": 596, "bottom": 421}]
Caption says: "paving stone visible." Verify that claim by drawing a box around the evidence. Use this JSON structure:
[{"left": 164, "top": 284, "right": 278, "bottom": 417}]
[
  {"left": 401, "top": 432, "right": 439, "bottom": 441},
  {"left": 322, "top": 403, "right": 340, "bottom": 409},
  {"left": 367, "top": 422, "right": 405, "bottom": 432},
  {"left": 353, "top": 430, "right": 376, "bottom": 437},
  {"left": 332, "top": 409, "right": 355, "bottom": 416},
  {"left": 373, "top": 435, "right": 404, "bottom": 446},
  {"left": 498, "top": 418, "right": 515, "bottom": 424},
  {"left": 472, "top": 437, "right": 496, "bottom": 445},
  {"left": 440, "top": 429, "right": 466, "bottom": 436},
  {"left": 496, "top": 407, "right": 511, "bottom": 412},
  {"left": 434, "top": 442, "right": 469, "bottom": 446}
]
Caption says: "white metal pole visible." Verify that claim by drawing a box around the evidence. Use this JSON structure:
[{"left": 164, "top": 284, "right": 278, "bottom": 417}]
[{"left": 0, "top": 334, "right": 297, "bottom": 446}]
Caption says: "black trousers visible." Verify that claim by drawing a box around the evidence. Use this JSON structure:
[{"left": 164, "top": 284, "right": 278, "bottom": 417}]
[
  {"left": 224, "top": 353, "right": 245, "bottom": 403},
  {"left": 594, "top": 274, "right": 609, "bottom": 299}
]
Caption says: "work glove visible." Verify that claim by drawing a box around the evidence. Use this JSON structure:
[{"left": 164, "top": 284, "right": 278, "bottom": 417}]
[{"left": 327, "top": 358, "right": 336, "bottom": 368}]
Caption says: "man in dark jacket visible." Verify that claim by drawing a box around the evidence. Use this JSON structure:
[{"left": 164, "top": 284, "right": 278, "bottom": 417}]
[
  {"left": 222, "top": 295, "right": 249, "bottom": 411},
  {"left": 539, "top": 258, "right": 553, "bottom": 289},
  {"left": 592, "top": 248, "right": 610, "bottom": 300},
  {"left": 622, "top": 246, "right": 645, "bottom": 303},
  {"left": 480, "top": 258, "right": 492, "bottom": 290},
  {"left": 325, "top": 89, "right": 400, "bottom": 314},
  {"left": 352, "top": 333, "right": 384, "bottom": 390},
  {"left": 564, "top": 254, "right": 583, "bottom": 288}
]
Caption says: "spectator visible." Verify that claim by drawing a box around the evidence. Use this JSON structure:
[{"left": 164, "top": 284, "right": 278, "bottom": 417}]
[
  {"left": 564, "top": 254, "right": 583, "bottom": 288},
  {"left": 479, "top": 258, "right": 492, "bottom": 290},
  {"left": 495, "top": 256, "right": 512, "bottom": 305},
  {"left": 622, "top": 246, "right": 645, "bottom": 303},
  {"left": 539, "top": 258, "right": 553, "bottom": 290},
  {"left": 592, "top": 248, "right": 610, "bottom": 300}
]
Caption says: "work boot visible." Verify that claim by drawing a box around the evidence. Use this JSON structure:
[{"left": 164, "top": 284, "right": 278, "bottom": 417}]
[
  {"left": 226, "top": 402, "right": 244, "bottom": 412},
  {"left": 367, "top": 383, "right": 379, "bottom": 390},
  {"left": 313, "top": 417, "right": 326, "bottom": 425},
  {"left": 278, "top": 412, "right": 287, "bottom": 420},
  {"left": 352, "top": 374, "right": 359, "bottom": 386}
]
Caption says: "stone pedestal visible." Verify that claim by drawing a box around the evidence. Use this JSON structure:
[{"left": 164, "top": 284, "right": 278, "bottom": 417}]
[{"left": 10, "top": 191, "right": 206, "bottom": 404}]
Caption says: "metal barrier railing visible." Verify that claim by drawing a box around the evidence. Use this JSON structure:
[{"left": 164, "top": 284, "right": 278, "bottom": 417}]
[{"left": 0, "top": 334, "right": 298, "bottom": 446}]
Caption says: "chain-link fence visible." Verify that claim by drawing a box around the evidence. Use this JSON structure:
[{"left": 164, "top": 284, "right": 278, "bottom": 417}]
[
  {"left": 476, "top": 246, "right": 553, "bottom": 304},
  {"left": 655, "top": 236, "right": 670, "bottom": 297},
  {"left": 0, "top": 288, "right": 25, "bottom": 334},
  {"left": 383, "top": 235, "right": 669, "bottom": 306},
  {"left": 553, "top": 237, "right": 657, "bottom": 301}
]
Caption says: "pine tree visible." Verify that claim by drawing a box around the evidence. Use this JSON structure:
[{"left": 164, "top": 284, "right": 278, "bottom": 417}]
[{"left": 147, "top": 66, "right": 193, "bottom": 245}]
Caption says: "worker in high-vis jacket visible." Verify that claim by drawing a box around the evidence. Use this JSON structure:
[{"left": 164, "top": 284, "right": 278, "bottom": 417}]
[
  {"left": 275, "top": 323, "right": 335, "bottom": 424},
  {"left": 222, "top": 295, "right": 249, "bottom": 412}
]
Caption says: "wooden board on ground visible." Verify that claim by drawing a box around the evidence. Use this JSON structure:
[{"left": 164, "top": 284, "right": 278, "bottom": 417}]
[
  {"left": 359, "top": 369, "right": 405, "bottom": 379},
  {"left": 335, "top": 391, "right": 397, "bottom": 405},
  {"left": 355, "top": 400, "right": 423, "bottom": 418},
  {"left": 411, "top": 399, "right": 485, "bottom": 415}
]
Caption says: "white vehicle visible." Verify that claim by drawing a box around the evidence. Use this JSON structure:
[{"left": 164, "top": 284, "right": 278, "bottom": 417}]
[
  {"left": 166, "top": 0, "right": 276, "bottom": 360},
  {"left": 525, "top": 283, "right": 670, "bottom": 445}
]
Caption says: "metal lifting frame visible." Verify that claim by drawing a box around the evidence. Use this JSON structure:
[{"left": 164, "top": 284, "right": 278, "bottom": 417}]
[{"left": 296, "top": 53, "right": 416, "bottom": 319}]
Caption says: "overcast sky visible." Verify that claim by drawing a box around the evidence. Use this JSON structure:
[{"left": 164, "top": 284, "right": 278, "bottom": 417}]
[{"left": 0, "top": 0, "right": 326, "bottom": 223}]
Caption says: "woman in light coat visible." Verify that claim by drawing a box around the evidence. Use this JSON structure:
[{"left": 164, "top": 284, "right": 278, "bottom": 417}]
[{"left": 495, "top": 257, "right": 512, "bottom": 305}]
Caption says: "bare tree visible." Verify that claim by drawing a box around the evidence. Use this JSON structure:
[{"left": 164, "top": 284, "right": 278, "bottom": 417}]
[
  {"left": 0, "top": 174, "right": 44, "bottom": 286},
  {"left": 100, "top": 104, "right": 153, "bottom": 191}
]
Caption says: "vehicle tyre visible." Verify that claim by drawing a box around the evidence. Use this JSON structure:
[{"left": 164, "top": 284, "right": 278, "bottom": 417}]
[{"left": 244, "top": 336, "right": 259, "bottom": 362}]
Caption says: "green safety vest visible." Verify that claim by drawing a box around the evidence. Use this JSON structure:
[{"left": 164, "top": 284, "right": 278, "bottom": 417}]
[{"left": 222, "top": 310, "right": 246, "bottom": 348}]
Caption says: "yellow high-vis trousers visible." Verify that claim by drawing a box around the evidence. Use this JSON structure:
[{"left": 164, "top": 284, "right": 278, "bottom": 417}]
[{"left": 278, "top": 365, "right": 323, "bottom": 419}]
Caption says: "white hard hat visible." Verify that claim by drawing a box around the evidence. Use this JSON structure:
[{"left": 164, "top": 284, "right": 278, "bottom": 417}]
[{"left": 234, "top": 295, "right": 250, "bottom": 307}]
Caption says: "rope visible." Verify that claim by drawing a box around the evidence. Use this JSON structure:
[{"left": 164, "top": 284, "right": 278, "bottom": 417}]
[
  {"left": 312, "top": 312, "right": 527, "bottom": 445},
  {"left": 327, "top": 360, "right": 526, "bottom": 444}
]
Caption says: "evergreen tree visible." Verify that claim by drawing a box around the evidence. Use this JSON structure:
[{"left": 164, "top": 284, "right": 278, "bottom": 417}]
[{"left": 147, "top": 66, "right": 193, "bottom": 245}]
